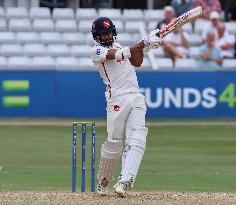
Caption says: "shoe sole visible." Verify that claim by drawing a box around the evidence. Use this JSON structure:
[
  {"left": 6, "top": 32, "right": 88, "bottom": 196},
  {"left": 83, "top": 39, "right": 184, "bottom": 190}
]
[{"left": 115, "top": 190, "right": 125, "bottom": 198}]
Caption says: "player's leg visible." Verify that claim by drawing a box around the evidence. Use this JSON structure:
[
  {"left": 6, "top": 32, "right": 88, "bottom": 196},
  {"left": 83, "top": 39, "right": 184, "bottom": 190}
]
[
  {"left": 97, "top": 140, "right": 123, "bottom": 195},
  {"left": 112, "top": 143, "right": 127, "bottom": 190},
  {"left": 97, "top": 96, "right": 130, "bottom": 195},
  {"left": 115, "top": 94, "right": 148, "bottom": 197}
]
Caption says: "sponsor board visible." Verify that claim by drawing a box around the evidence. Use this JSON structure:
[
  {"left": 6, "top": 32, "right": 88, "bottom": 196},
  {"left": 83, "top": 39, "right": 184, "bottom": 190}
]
[{"left": 0, "top": 71, "right": 235, "bottom": 118}]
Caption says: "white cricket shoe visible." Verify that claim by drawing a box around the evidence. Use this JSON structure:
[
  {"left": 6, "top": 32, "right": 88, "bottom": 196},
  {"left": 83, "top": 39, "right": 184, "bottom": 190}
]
[
  {"left": 113, "top": 174, "right": 122, "bottom": 189},
  {"left": 97, "top": 179, "right": 109, "bottom": 196},
  {"left": 114, "top": 181, "right": 131, "bottom": 198}
]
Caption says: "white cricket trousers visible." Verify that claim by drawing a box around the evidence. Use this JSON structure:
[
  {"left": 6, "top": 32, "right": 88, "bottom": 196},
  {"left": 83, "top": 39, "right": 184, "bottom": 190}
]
[
  {"left": 106, "top": 92, "right": 148, "bottom": 183},
  {"left": 106, "top": 92, "right": 147, "bottom": 143}
]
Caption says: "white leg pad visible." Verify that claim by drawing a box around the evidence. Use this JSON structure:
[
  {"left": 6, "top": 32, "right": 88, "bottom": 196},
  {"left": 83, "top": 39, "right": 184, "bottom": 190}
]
[
  {"left": 121, "top": 127, "right": 148, "bottom": 185},
  {"left": 97, "top": 140, "right": 123, "bottom": 183}
]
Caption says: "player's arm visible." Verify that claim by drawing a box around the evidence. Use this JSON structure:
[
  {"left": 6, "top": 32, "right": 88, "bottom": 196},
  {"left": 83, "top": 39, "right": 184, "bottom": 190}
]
[
  {"left": 106, "top": 41, "right": 145, "bottom": 67},
  {"left": 106, "top": 30, "right": 163, "bottom": 67},
  {"left": 129, "top": 41, "right": 145, "bottom": 67}
]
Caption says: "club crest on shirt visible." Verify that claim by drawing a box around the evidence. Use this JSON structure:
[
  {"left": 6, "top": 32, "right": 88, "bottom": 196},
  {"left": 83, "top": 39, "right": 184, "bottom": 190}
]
[
  {"left": 102, "top": 20, "right": 110, "bottom": 29},
  {"left": 114, "top": 105, "right": 120, "bottom": 111}
]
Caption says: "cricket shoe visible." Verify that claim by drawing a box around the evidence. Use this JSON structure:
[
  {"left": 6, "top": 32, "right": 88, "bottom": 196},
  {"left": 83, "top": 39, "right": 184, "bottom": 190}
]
[
  {"left": 113, "top": 174, "right": 122, "bottom": 189},
  {"left": 113, "top": 175, "right": 134, "bottom": 189},
  {"left": 97, "top": 178, "right": 109, "bottom": 196},
  {"left": 114, "top": 181, "right": 131, "bottom": 198}
]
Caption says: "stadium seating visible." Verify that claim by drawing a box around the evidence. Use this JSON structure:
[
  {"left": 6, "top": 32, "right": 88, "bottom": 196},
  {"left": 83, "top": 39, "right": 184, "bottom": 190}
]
[
  {"left": 0, "top": 6, "right": 234, "bottom": 70},
  {"left": 9, "top": 19, "right": 31, "bottom": 32},
  {"left": 0, "top": 7, "right": 5, "bottom": 18},
  {"left": 8, "top": 56, "right": 31, "bottom": 70},
  {"left": 24, "top": 44, "right": 46, "bottom": 56},
  {"left": 78, "top": 57, "right": 96, "bottom": 70},
  {"left": 175, "top": 58, "right": 199, "bottom": 70},
  {"left": 71, "top": 45, "right": 91, "bottom": 57},
  {"left": 222, "top": 59, "right": 236, "bottom": 69},
  {"left": 141, "top": 57, "right": 151, "bottom": 69},
  {"left": 116, "top": 33, "right": 132, "bottom": 46},
  {"left": 85, "top": 33, "right": 95, "bottom": 45},
  {"left": 3, "top": 0, "right": 39, "bottom": 8},
  {"left": 98, "top": 9, "right": 122, "bottom": 20},
  {"left": 78, "top": 20, "right": 93, "bottom": 33},
  {"left": 155, "top": 58, "right": 174, "bottom": 70},
  {"left": 52, "top": 8, "right": 74, "bottom": 20},
  {"left": 0, "top": 19, "right": 7, "bottom": 31},
  {"left": 56, "top": 57, "right": 78, "bottom": 70},
  {"left": 112, "top": 20, "right": 124, "bottom": 32},
  {"left": 33, "top": 19, "right": 54, "bottom": 32},
  {"left": 147, "top": 21, "right": 157, "bottom": 32},
  {"left": 0, "top": 56, "right": 8, "bottom": 69},
  {"left": 123, "top": 9, "right": 144, "bottom": 21},
  {"left": 40, "top": 32, "right": 62, "bottom": 44},
  {"left": 125, "top": 21, "right": 146, "bottom": 33},
  {"left": 225, "top": 22, "right": 236, "bottom": 35},
  {"left": 189, "top": 47, "right": 200, "bottom": 59},
  {"left": 47, "top": 44, "right": 70, "bottom": 57},
  {"left": 32, "top": 56, "right": 55, "bottom": 70},
  {"left": 55, "top": 19, "right": 77, "bottom": 32},
  {"left": 0, "top": 32, "right": 15, "bottom": 44},
  {"left": 152, "top": 47, "right": 165, "bottom": 58},
  {"left": 6, "top": 7, "right": 27, "bottom": 19},
  {"left": 29, "top": 7, "right": 51, "bottom": 20},
  {"left": 188, "top": 34, "right": 202, "bottom": 46},
  {"left": 194, "top": 19, "right": 208, "bottom": 34},
  {"left": 1, "top": 44, "right": 23, "bottom": 56},
  {"left": 76, "top": 8, "right": 97, "bottom": 20},
  {"left": 62, "top": 32, "right": 86, "bottom": 45},
  {"left": 144, "top": 9, "right": 164, "bottom": 22},
  {"left": 16, "top": 32, "right": 40, "bottom": 44}
]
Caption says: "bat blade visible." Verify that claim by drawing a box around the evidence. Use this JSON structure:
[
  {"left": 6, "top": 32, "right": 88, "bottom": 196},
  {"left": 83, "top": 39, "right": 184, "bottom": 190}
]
[{"left": 157, "top": 6, "right": 202, "bottom": 37}]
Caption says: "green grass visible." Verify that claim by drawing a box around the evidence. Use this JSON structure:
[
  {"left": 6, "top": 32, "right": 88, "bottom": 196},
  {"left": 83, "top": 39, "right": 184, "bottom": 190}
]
[{"left": 0, "top": 124, "right": 236, "bottom": 192}]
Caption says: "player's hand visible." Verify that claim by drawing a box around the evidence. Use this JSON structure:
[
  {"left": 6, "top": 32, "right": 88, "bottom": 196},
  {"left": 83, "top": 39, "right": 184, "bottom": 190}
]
[{"left": 143, "top": 29, "right": 164, "bottom": 50}]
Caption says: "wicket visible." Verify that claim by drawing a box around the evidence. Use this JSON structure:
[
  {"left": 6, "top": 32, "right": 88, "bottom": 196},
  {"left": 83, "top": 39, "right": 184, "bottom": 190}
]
[{"left": 72, "top": 122, "right": 96, "bottom": 192}]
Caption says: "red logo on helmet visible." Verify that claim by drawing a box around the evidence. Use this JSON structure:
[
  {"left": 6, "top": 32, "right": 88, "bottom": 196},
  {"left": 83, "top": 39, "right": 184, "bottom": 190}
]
[
  {"left": 114, "top": 105, "right": 120, "bottom": 111},
  {"left": 102, "top": 20, "right": 110, "bottom": 29},
  {"left": 92, "top": 23, "right": 96, "bottom": 29}
]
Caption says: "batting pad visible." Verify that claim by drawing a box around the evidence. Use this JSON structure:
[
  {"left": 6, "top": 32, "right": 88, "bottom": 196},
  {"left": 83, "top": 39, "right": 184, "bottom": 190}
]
[
  {"left": 97, "top": 140, "right": 123, "bottom": 183},
  {"left": 121, "top": 146, "right": 144, "bottom": 185},
  {"left": 121, "top": 127, "right": 148, "bottom": 184},
  {"left": 126, "top": 127, "right": 148, "bottom": 150}
]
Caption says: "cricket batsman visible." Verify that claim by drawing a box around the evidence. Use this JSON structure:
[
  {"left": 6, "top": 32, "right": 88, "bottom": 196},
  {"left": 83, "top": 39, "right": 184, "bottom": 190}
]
[{"left": 91, "top": 17, "right": 163, "bottom": 197}]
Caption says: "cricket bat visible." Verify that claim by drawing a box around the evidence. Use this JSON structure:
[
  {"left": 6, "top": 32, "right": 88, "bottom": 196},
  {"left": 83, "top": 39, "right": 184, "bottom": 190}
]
[{"left": 157, "top": 6, "right": 203, "bottom": 37}]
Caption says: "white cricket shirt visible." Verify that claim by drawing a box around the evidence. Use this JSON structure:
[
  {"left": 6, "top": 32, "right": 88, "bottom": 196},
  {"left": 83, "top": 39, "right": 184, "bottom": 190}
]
[{"left": 91, "top": 42, "right": 140, "bottom": 101}]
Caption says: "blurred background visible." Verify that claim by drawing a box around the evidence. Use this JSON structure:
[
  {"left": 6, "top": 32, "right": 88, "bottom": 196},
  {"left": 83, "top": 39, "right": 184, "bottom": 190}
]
[{"left": 0, "top": 0, "right": 235, "bottom": 118}]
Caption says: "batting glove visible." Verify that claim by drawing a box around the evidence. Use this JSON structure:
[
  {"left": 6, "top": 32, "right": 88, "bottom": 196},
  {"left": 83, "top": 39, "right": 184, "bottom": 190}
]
[{"left": 143, "top": 29, "right": 163, "bottom": 50}]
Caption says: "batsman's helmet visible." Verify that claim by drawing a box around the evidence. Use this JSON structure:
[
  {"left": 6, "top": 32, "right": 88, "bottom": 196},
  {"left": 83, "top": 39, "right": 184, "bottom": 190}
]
[{"left": 91, "top": 17, "right": 117, "bottom": 46}]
